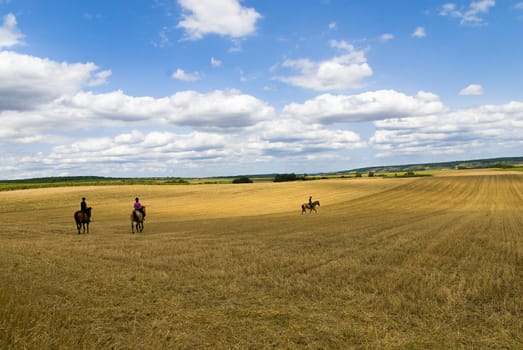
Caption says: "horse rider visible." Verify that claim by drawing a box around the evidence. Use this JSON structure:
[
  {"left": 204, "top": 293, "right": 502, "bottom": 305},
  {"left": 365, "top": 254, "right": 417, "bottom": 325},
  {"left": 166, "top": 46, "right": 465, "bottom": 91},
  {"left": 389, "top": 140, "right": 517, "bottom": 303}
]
[
  {"left": 134, "top": 197, "right": 145, "bottom": 219},
  {"left": 80, "top": 197, "right": 91, "bottom": 222},
  {"left": 309, "top": 196, "right": 313, "bottom": 207}
]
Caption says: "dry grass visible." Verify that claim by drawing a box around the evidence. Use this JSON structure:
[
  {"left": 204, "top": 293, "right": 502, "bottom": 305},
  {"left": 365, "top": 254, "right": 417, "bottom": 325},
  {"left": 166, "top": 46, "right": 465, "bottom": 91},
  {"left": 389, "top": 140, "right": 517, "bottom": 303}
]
[{"left": 1, "top": 172, "right": 523, "bottom": 349}]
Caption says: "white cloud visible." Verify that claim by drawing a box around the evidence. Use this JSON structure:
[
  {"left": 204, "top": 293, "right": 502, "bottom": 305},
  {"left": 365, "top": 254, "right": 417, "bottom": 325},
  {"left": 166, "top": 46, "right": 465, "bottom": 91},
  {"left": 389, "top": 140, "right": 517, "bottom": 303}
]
[
  {"left": 274, "top": 40, "right": 373, "bottom": 91},
  {"left": 459, "top": 84, "right": 484, "bottom": 95},
  {"left": 162, "top": 90, "right": 275, "bottom": 129},
  {"left": 379, "top": 33, "right": 394, "bottom": 41},
  {"left": 250, "top": 119, "right": 364, "bottom": 155},
  {"left": 67, "top": 90, "right": 170, "bottom": 122},
  {"left": 0, "top": 13, "right": 24, "bottom": 48},
  {"left": 211, "top": 57, "right": 222, "bottom": 67},
  {"left": 0, "top": 88, "right": 276, "bottom": 141},
  {"left": 440, "top": 0, "right": 495, "bottom": 25},
  {"left": 177, "top": 0, "right": 261, "bottom": 40},
  {"left": 39, "top": 119, "right": 365, "bottom": 176},
  {"left": 282, "top": 90, "right": 446, "bottom": 124},
  {"left": 412, "top": 26, "right": 426, "bottom": 38},
  {"left": 328, "top": 22, "right": 337, "bottom": 30},
  {"left": 0, "top": 51, "right": 108, "bottom": 110},
  {"left": 8, "top": 118, "right": 364, "bottom": 178},
  {"left": 49, "top": 130, "right": 228, "bottom": 163},
  {"left": 172, "top": 68, "right": 202, "bottom": 81},
  {"left": 370, "top": 101, "right": 523, "bottom": 157},
  {"left": 87, "top": 69, "right": 112, "bottom": 86},
  {"left": 516, "top": 2, "right": 523, "bottom": 9}
]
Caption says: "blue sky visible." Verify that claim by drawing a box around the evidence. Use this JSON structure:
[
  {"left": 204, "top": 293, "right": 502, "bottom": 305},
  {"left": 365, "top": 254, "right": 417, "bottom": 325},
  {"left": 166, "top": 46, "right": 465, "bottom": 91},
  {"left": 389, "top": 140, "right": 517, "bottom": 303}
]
[{"left": 1, "top": 0, "right": 522, "bottom": 179}]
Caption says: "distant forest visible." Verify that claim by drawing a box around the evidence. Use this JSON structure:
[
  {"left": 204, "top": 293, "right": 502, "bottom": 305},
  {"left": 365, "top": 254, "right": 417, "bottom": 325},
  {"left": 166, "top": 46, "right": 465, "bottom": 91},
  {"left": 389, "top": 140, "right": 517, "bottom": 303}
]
[{"left": 342, "top": 156, "right": 523, "bottom": 175}]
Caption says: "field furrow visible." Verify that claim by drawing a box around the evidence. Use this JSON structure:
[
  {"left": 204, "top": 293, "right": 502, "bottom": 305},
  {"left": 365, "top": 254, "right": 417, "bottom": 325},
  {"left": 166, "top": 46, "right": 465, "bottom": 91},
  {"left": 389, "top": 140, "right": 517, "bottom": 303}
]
[{"left": 1, "top": 171, "right": 522, "bottom": 349}]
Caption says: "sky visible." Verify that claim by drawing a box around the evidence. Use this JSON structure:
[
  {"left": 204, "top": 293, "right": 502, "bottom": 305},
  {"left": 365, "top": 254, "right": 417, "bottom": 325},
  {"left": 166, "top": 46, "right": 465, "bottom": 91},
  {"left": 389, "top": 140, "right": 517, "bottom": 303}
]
[{"left": 1, "top": 0, "right": 522, "bottom": 179}]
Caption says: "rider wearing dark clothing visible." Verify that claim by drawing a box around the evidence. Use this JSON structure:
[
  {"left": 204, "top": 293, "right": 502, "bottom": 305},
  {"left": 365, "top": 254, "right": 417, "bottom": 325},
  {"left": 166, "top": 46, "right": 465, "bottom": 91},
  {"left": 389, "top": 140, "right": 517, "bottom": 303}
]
[
  {"left": 309, "top": 196, "right": 313, "bottom": 206},
  {"left": 80, "top": 197, "right": 91, "bottom": 222}
]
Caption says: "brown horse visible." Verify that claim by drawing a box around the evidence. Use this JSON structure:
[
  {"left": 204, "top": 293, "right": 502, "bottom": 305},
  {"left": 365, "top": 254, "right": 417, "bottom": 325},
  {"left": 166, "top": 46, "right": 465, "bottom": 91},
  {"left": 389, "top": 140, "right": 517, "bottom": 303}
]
[
  {"left": 74, "top": 207, "right": 91, "bottom": 234},
  {"left": 301, "top": 200, "right": 320, "bottom": 214},
  {"left": 131, "top": 207, "right": 146, "bottom": 233}
]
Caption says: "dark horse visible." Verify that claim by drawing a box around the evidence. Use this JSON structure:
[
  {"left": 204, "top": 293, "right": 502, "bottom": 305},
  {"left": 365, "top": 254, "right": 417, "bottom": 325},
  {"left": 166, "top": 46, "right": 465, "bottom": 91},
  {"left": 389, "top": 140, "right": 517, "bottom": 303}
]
[
  {"left": 131, "top": 207, "right": 146, "bottom": 234},
  {"left": 301, "top": 200, "right": 320, "bottom": 214},
  {"left": 74, "top": 207, "right": 91, "bottom": 234}
]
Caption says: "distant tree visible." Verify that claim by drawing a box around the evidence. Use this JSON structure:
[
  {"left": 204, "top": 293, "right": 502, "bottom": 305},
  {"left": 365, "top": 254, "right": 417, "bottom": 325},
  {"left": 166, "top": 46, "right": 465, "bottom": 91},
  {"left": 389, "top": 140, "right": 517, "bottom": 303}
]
[
  {"left": 273, "top": 173, "right": 298, "bottom": 182},
  {"left": 355, "top": 173, "right": 362, "bottom": 178},
  {"left": 232, "top": 176, "right": 253, "bottom": 184},
  {"left": 489, "top": 163, "right": 515, "bottom": 169},
  {"left": 368, "top": 171, "right": 375, "bottom": 177}
]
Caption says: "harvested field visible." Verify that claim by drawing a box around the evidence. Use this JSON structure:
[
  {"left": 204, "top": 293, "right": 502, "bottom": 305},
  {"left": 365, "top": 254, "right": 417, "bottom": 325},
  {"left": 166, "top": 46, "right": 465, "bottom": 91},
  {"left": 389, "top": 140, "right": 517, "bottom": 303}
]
[{"left": 1, "top": 171, "right": 523, "bottom": 349}]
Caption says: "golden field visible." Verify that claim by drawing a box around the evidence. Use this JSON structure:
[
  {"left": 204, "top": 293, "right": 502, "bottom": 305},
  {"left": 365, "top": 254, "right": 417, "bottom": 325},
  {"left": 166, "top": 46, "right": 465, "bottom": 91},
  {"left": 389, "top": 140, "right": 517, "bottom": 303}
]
[{"left": 1, "top": 170, "right": 522, "bottom": 349}]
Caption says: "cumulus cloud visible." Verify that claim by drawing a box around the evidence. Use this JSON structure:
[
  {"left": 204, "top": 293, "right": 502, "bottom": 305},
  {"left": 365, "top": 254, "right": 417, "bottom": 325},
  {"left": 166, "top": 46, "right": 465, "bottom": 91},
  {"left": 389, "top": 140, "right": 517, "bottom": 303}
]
[
  {"left": 87, "top": 69, "right": 112, "bottom": 86},
  {"left": 14, "top": 119, "right": 364, "bottom": 178},
  {"left": 274, "top": 40, "right": 373, "bottom": 91},
  {"left": 248, "top": 119, "right": 365, "bottom": 157},
  {"left": 0, "top": 13, "right": 24, "bottom": 48},
  {"left": 177, "top": 0, "right": 261, "bottom": 39},
  {"left": 161, "top": 90, "right": 275, "bottom": 129},
  {"left": 0, "top": 88, "right": 276, "bottom": 141},
  {"left": 440, "top": 0, "right": 495, "bottom": 25},
  {"left": 370, "top": 101, "right": 523, "bottom": 157},
  {"left": 0, "top": 51, "right": 109, "bottom": 110},
  {"left": 282, "top": 90, "right": 446, "bottom": 124},
  {"left": 172, "top": 68, "right": 202, "bottom": 81},
  {"left": 49, "top": 130, "right": 229, "bottom": 164},
  {"left": 0, "top": 48, "right": 276, "bottom": 134},
  {"left": 412, "top": 26, "right": 426, "bottom": 38},
  {"left": 459, "top": 84, "right": 484, "bottom": 95},
  {"left": 3, "top": 130, "right": 231, "bottom": 178}
]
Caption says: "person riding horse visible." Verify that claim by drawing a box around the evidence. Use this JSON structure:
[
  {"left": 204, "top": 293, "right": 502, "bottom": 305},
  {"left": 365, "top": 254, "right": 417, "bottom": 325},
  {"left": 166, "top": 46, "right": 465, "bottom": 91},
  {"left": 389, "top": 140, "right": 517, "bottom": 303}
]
[
  {"left": 80, "top": 197, "right": 91, "bottom": 222},
  {"left": 302, "top": 196, "right": 320, "bottom": 214},
  {"left": 75, "top": 197, "right": 92, "bottom": 234},
  {"left": 134, "top": 197, "right": 145, "bottom": 219}
]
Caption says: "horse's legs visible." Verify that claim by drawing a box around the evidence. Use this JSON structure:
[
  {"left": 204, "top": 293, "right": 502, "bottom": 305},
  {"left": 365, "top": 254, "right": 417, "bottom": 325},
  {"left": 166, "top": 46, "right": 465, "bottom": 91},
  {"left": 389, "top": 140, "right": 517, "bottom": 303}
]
[{"left": 86, "top": 222, "right": 89, "bottom": 234}]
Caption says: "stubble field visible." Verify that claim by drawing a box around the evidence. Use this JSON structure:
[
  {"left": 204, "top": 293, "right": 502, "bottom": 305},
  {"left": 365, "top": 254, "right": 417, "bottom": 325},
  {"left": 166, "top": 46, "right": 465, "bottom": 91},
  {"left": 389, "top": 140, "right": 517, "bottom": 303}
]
[{"left": 1, "top": 171, "right": 522, "bottom": 349}]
